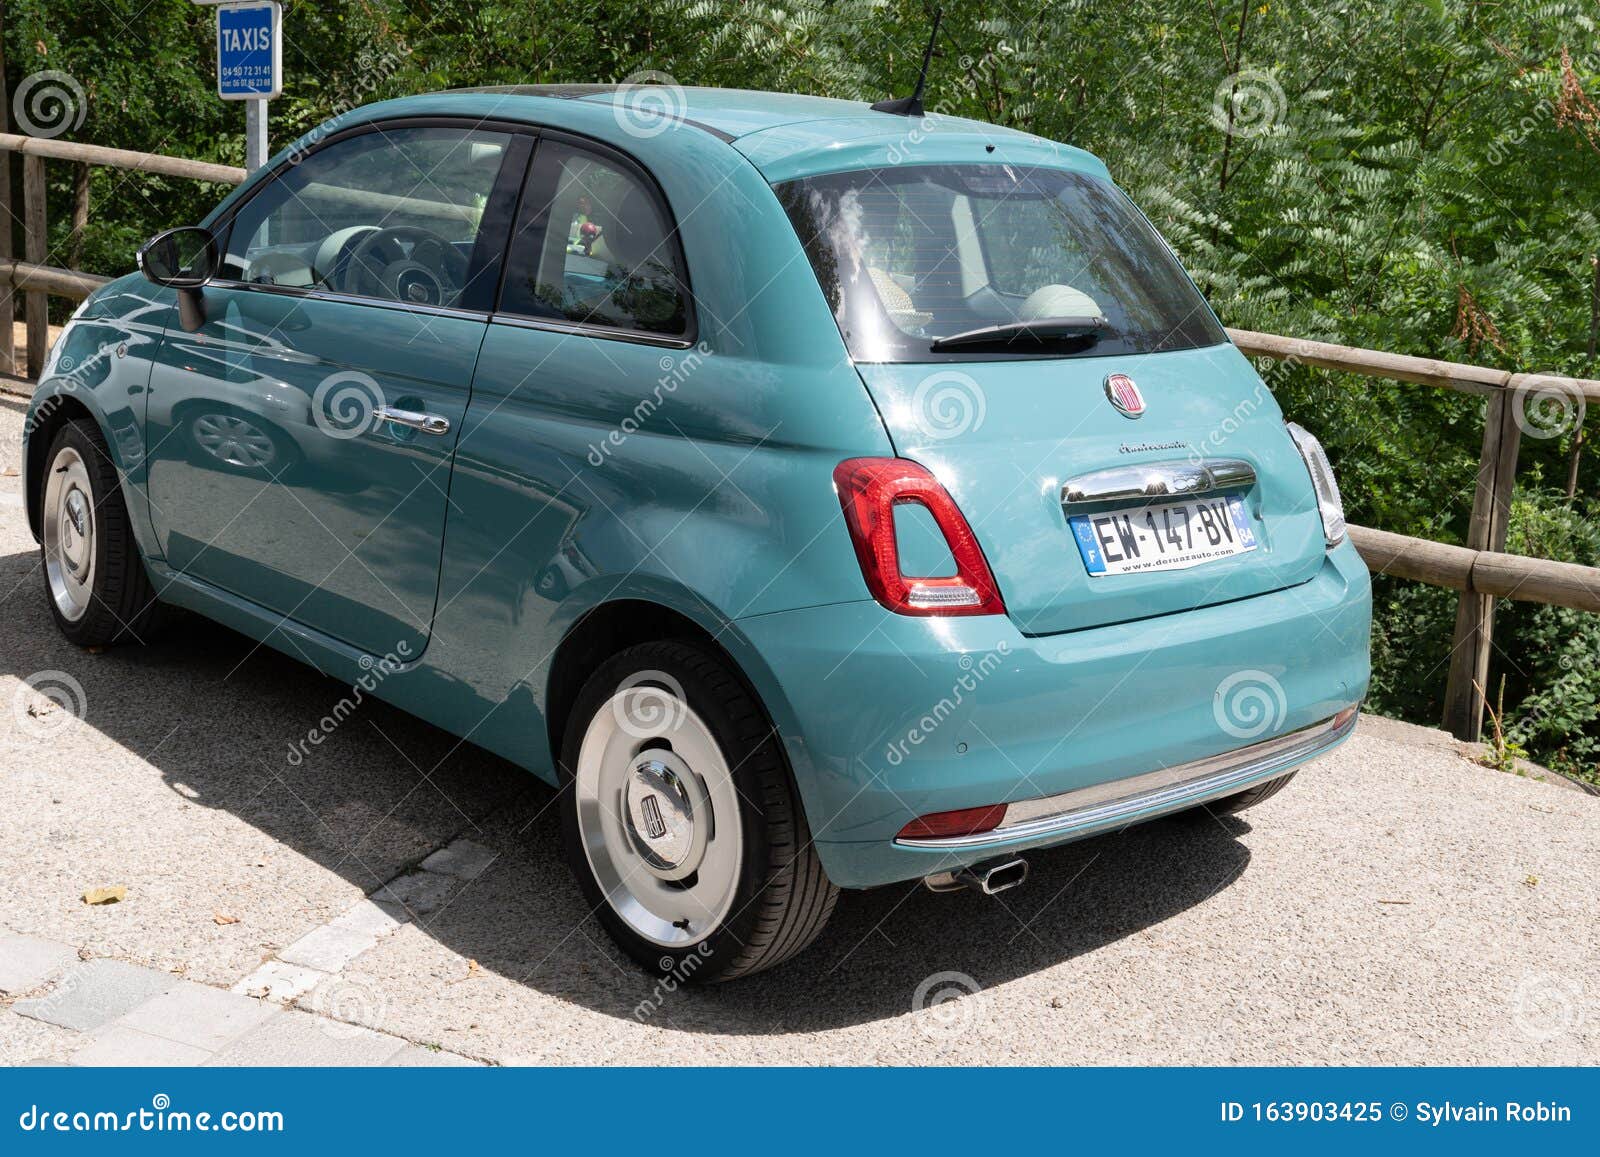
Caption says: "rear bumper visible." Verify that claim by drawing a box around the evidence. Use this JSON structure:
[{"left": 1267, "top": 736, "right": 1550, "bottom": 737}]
[
  {"left": 736, "top": 539, "right": 1371, "bottom": 888},
  {"left": 896, "top": 706, "right": 1357, "bottom": 851}
]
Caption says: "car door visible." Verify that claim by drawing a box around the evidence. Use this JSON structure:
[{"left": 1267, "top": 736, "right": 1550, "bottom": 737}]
[
  {"left": 144, "top": 122, "right": 530, "bottom": 659},
  {"left": 433, "top": 132, "right": 698, "bottom": 699}
]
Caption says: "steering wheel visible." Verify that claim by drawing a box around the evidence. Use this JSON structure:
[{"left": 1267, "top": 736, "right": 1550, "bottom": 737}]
[{"left": 340, "top": 226, "right": 468, "bottom": 308}]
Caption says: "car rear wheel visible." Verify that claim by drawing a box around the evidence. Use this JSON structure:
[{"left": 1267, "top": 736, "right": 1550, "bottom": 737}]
[
  {"left": 40, "top": 419, "right": 166, "bottom": 647},
  {"left": 1205, "top": 772, "right": 1296, "bottom": 815},
  {"left": 559, "top": 640, "right": 837, "bottom": 982}
]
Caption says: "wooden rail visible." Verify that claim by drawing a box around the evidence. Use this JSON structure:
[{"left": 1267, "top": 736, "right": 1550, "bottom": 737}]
[
  {"left": 1230, "top": 328, "right": 1600, "bottom": 403},
  {"left": 1, "top": 258, "right": 111, "bottom": 301},
  {"left": 0, "top": 133, "right": 246, "bottom": 185},
  {"left": 1, "top": 136, "right": 1596, "bottom": 743},
  {"left": 1350, "top": 526, "right": 1600, "bottom": 614}
]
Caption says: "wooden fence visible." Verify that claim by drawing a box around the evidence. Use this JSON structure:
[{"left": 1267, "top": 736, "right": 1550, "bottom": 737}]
[{"left": 4, "top": 135, "right": 1599, "bottom": 743}]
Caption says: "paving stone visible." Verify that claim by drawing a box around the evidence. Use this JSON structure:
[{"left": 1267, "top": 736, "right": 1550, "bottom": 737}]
[
  {"left": 371, "top": 871, "right": 457, "bottom": 916},
  {"left": 232, "top": 961, "right": 330, "bottom": 1003},
  {"left": 206, "top": 1008, "right": 407, "bottom": 1066},
  {"left": 389, "top": 1044, "right": 485, "bottom": 1067},
  {"left": 117, "top": 981, "right": 278, "bottom": 1051},
  {"left": 0, "top": 935, "right": 77, "bottom": 995},
  {"left": 278, "top": 925, "right": 377, "bottom": 972},
  {"left": 11, "top": 960, "right": 178, "bottom": 1033},
  {"left": 419, "top": 839, "right": 499, "bottom": 881},
  {"left": 329, "top": 898, "right": 408, "bottom": 936},
  {"left": 71, "top": 1025, "right": 212, "bottom": 1067}
]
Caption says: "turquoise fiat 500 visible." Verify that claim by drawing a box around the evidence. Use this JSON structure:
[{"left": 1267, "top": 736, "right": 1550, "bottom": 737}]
[{"left": 24, "top": 85, "right": 1370, "bottom": 981}]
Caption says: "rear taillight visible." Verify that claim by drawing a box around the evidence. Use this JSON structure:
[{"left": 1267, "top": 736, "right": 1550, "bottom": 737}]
[
  {"left": 1285, "top": 422, "right": 1347, "bottom": 547},
  {"left": 833, "top": 457, "right": 1005, "bottom": 616}
]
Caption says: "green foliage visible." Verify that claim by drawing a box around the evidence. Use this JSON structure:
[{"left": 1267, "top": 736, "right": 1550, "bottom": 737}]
[{"left": 7, "top": 0, "right": 1600, "bottom": 774}]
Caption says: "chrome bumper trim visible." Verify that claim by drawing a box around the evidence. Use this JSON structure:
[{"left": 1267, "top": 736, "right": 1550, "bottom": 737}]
[{"left": 896, "top": 709, "right": 1358, "bottom": 850}]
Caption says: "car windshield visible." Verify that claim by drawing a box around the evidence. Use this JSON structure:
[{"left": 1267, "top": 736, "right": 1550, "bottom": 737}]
[{"left": 774, "top": 163, "right": 1226, "bottom": 362}]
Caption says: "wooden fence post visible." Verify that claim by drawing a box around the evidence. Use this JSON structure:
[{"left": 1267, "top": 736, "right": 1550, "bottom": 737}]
[
  {"left": 1440, "top": 389, "right": 1523, "bottom": 740},
  {"left": 22, "top": 153, "right": 48, "bottom": 379},
  {"left": 0, "top": 7, "right": 15, "bottom": 379},
  {"left": 68, "top": 162, "right": 90, "bottom": 270}
]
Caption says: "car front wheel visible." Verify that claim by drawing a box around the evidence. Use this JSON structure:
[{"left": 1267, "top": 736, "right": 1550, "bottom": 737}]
[
  {"left": 40, "top": 419, "right": 166, "bottom": 647},
  {"left": 559, "top": 640, "right": 837, "bottom": 982}
]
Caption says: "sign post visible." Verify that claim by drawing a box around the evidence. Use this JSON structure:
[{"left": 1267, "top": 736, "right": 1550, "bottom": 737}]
[{"left": 195, "top": 0, "right": 282, "bottom": 171}]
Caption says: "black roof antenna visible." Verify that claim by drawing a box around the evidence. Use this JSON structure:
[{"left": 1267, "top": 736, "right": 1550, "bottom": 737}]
[{"left": 871, "top": 8, "right": 942, "bottom": 117}]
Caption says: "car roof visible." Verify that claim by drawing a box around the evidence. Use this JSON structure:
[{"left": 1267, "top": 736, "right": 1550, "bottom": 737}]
[{"left": 438, "top": 85, "right": 1111, "bottom": 183}]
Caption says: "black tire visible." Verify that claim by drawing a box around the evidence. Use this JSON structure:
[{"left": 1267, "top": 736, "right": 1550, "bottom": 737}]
[
  {"left": 39, "top": 419, "right": 167, "bottom": 647},
  {"left": 1205, "top": 772, "right": 1296, "bottom": 816},
  {"left": 559, "top": 639, "right": 837, "bottom": 982}
]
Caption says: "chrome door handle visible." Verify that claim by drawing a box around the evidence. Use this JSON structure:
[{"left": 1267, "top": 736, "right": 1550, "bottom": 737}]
[{"left": 375, "top": 406, "right": 451, "bottom": 436}]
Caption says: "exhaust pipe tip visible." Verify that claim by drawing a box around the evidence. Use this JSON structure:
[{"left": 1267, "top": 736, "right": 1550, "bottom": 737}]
[{"left": 923, "top": 856, "right": 1029, "bottom": 896}]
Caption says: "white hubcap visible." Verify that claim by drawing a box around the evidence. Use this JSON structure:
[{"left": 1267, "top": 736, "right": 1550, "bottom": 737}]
[
  {"left": 43, "top": 446, "right": 96, "bottom": 622},
  {"left": 575, "top": 683, "right": 743, "bottom": 947}
]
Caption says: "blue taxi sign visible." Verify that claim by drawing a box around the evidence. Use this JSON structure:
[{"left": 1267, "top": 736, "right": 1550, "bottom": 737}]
[{"left": 216, "top": 1, "right": 282, "bottom": 100}]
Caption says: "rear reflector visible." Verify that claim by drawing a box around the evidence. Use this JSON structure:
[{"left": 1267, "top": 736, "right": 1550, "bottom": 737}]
[
  {"left": 897, "top": 803, "right": 1008, "bottom": 841},
  {"left": 834, "top": 457, "right": 1005, "bottom": 616}
]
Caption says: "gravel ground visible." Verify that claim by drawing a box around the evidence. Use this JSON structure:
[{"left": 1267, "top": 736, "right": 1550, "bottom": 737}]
[{"left": 1, "top": 396, "right": 1597, "bottom": 1065}]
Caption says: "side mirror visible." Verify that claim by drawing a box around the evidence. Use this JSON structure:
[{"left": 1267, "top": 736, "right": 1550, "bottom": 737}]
[
  {"left": 137, "top": 226, "right": 218, "bottom": 288},
  {"left": 137, "top": 227, "right": 217, "bottom": 332}
]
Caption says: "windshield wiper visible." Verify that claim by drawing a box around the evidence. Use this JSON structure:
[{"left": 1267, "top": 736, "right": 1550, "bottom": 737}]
[{"left": 929, "top": 316, "right": 1107, "bottom": 352}]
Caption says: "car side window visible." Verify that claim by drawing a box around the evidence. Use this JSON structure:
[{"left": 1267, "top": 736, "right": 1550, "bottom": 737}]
[
  {"left": 499, "top": 140, "right": 690, "bottom": 338},
  {"left": 218, "top": 126, "right": 513, "bottom": 310}
]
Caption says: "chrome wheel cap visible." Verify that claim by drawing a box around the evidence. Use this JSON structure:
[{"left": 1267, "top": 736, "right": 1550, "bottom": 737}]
[
  {"left": 575, "top": 684, "right": 742, "bottom": 947},
  {"left": 42, "top": 446, "right": 96, "bottom": 622}
]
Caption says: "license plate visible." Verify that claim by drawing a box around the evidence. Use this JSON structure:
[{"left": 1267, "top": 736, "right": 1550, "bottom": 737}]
[{"left": 1071, "top": 495, "right": 1256, "bottom": 576}]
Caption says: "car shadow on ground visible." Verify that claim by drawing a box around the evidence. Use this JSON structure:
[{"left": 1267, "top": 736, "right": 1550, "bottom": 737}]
[{"left": 0, "top": 545, "right": 1253, "bottom": 1034}]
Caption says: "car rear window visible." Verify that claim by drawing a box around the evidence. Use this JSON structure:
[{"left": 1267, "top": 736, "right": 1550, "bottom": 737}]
[{"left": 774, "top": 164, "right": 1226, "bottom": 362}]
